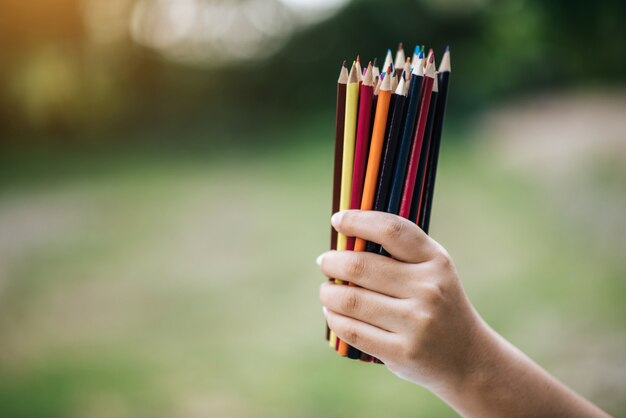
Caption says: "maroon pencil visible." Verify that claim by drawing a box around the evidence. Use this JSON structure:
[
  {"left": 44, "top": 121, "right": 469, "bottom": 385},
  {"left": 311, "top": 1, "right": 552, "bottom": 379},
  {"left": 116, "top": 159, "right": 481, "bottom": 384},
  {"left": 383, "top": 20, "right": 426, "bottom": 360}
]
[
  {"left": 331, "top": 62, "right": 349, "bottom": 250},
  {"left": 325, "top": 61, "right": 348, "bottom": 342},
  {"left": 398, "top": 55, "right": 436, "bottom": 219},
  {"left": 346, "top": 63, "right": 375, "bottom": 251}
]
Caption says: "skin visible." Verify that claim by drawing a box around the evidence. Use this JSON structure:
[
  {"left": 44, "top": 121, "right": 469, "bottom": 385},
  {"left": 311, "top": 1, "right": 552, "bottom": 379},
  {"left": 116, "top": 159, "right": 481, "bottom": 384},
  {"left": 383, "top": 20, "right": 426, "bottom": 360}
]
[{"left": 318, "top": 210, "right": 610, "bottom": 418}]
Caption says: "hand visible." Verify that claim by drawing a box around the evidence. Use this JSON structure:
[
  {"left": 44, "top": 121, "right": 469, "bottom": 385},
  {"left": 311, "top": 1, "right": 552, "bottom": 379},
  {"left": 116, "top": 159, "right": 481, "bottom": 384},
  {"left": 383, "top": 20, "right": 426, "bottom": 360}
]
[
  {"left": 318, "top": 210, "right": 610, "bottom": 418},
  {"left": 318, "top": 210, "right": 484, "bottom": 390}
]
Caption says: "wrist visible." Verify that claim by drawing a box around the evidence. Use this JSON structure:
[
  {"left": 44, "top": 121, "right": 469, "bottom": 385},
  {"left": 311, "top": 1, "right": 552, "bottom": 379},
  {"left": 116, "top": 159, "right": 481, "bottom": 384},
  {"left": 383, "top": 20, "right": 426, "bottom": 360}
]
[{"left": 429, "top": 311, "right": 503, "bottom": 416}]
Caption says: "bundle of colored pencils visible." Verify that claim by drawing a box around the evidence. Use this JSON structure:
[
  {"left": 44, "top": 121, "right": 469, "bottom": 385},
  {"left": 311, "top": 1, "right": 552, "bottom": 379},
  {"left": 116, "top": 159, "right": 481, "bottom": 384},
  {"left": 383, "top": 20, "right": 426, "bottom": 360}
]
[{"left": 327, "top": 43, "right": 452, "bottom": 362}]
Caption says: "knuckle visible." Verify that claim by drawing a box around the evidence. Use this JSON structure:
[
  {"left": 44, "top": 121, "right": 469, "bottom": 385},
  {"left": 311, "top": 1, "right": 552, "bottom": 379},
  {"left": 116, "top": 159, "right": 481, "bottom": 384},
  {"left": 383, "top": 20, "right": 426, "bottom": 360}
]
[
  {"left": 383, "top": 218, "right": 406, "bottom": 240},
  {"left": 433, "top": 248, "right": 453, "bottom": 270},
  {"left": 347, "top": 255, "right": 367, "bottom": 277},
  {"left": 343, "top": 325, "right": 359, "bottom": 345},
  {"left": 341, "top": 291, "right": 361, "bottom": 313},
  {"left": 421, "top": 281, "right": 444, "bottom": 305}
]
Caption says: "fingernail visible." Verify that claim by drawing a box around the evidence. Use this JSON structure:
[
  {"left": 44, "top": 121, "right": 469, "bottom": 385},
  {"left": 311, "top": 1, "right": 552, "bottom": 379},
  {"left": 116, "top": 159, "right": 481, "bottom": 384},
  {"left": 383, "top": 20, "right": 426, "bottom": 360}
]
[
  {"left": 331, "top": 211, "right": 343, "bottom": 228},
  {"left": 322, "top": 306, "right": 328, "bottom": 317},
  {"left": 316, "top": 254, "right": 324, "bottom": 266}
]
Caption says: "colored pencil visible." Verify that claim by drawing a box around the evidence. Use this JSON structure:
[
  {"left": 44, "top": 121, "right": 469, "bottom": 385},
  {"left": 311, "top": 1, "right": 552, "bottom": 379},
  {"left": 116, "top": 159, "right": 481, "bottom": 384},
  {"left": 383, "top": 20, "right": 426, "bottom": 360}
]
[
  {"left": 325, "top": 45, "right": 451, "bottom": 364},
  {"left": 364, "top": 73, "right": 409, "bottom": 254},
  {"left": 419, "top": 47, "right": 451, "bottom": 232},
  {"left": 331, "top": 62, "right": 349, "bottom": 250},
  {"left": 372, "top": 58, "right": 380, "bottom": 81},
  {"left": 330, "top": 61, "right": 359, "bottom": 349},
  {"left": 385, "top": 56, "right": 424, "bottom": 217},
  {"left": 409, "top": 73, "right": 439, "bottom": 223},
  {"left": 346, "top": 63, "right": 375, "bottom": 251},
  {"left": 337, "top": 63, "right": 374, "bottom": 358},
  {"left": 354, "top": 71, "right": 392, "bottom": 252},
  {"left": 394, "top": 42, "right": 405, "bottom": 77},
  {"left": 383, "top": 48, "right": 393, "bottom": 72},
  {"left": 399, "top": 54, "right": 436, "bottom": 219},
  {"left": 337, "top": 71, "right": 392, "bottom": 358},
  {"left": 412, "top": 45, "right": 421, "bottom": 66},
  {"left": 326, "top": 61, "right": 348, "bottom": 342}
]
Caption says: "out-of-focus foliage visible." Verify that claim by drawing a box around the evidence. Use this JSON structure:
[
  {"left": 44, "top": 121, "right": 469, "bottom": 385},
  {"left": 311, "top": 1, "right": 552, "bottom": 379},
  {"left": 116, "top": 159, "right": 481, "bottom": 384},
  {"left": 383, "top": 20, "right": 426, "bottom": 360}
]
[{"left": 0, "top": 0, "right": 624, "bottom": 144}]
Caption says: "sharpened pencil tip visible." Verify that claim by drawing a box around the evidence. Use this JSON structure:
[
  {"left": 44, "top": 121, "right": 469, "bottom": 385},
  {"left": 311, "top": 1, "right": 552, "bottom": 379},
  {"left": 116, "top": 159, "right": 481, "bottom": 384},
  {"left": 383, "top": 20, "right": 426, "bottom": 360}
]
[
  {"left": 418, "top": 51, "right": 423, "bottom": 59},
  {"left": 445, "top": 45, "right": 450, "bottom": 52},
  {"left": 429, "top": 53, "right": 434, "bottom": 63},
  {"left": 356, "top": 55, "right": 360, "bottom": 62},
  {"left": 398, "top": 42, "right": 403, "bottom": 50}
]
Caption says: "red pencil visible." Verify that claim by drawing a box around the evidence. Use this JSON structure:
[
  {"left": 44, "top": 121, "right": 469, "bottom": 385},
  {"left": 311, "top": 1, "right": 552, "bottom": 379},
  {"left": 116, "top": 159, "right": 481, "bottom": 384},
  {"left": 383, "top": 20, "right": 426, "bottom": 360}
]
[
  {"left": 346, "top": 63, "right": 375, "bottom": 250},
  {"left": 398, "top": 54, "right": 436, "bottom": 219}
]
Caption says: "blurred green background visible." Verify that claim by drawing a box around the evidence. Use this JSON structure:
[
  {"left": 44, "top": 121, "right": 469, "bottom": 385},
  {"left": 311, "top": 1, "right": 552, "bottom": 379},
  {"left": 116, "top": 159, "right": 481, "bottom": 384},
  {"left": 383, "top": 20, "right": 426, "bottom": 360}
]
[{"left": 1, "top": 0, "right": 625, "bottom": 417}]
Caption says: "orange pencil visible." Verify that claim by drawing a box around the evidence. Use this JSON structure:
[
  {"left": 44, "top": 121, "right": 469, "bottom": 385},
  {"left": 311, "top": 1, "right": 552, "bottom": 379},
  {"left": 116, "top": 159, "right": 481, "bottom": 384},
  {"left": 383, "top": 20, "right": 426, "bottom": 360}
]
[
  {"left": 336, "top": 70, "right": 393, "bottom": 357},
  {"left": 354, "top": 71, "right": 393, "bottom": 252}
]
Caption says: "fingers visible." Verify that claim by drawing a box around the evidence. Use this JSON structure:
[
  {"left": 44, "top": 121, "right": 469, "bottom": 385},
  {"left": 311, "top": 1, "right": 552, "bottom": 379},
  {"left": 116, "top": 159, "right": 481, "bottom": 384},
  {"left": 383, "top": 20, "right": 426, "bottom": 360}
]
[
  {"left": 318, "top": 250, "right": 414, "bottom": 298},
  {"left": 320, "top": 282, "right": 410, "bottom": 332},
  {"left": 324, "top": 307, "right": 403, "bottom": 361},
  {"left": 331, "top": 210, "right": 438, "bottom": 263}
]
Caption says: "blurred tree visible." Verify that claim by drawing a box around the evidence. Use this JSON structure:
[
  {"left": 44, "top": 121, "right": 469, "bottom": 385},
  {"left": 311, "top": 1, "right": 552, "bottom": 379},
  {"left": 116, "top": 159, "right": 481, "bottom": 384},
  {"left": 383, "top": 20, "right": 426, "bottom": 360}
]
[{"left": 0, "top": 0, "right": 624, "bottom": 145}]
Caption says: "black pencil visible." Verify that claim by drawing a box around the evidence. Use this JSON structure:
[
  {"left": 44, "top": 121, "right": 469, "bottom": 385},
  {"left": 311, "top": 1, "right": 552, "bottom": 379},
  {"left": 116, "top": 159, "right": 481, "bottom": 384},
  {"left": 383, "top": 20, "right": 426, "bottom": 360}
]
[
  {"left": 385, "top": 55, "right": 424, "bottom": 217},
  {"left": 419, "top": 47, "right": 451, "bottom": 232},
  {"left": 409, "top": 72, "right": 439, "bottom": 223},
  {"left": 365, "top": 72, "right": 408, "bottom": 254}
]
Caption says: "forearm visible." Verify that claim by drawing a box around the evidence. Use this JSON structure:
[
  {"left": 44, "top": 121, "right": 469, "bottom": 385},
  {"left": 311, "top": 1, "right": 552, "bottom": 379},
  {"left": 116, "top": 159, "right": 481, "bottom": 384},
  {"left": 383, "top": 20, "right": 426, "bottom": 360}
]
[{"left": 434, "top": 317, "right": 610, "bottom": 418}]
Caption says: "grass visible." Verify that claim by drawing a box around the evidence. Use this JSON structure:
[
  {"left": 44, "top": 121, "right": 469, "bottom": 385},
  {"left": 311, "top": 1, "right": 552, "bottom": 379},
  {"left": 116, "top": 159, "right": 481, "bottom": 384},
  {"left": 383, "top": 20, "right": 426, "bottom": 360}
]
[{"left": 0, "top": 122, "right": 624, "bottom": 417}]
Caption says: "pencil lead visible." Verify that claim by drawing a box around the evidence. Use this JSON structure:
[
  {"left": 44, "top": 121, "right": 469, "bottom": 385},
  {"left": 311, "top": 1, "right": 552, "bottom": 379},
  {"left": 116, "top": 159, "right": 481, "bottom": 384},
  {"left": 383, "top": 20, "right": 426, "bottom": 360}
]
[
  {"left": 394, "top": 43, "right": 406, "bottom": 70},
  {"left": 412, "top": 55, "right": 424, "bottom": 76},
  {"left": 363, "top": 62, "right": 374, "bottom": 86},
  {"left": 355, "top": 58, "right": 363, "bottom": 82},
  {"left": 425, "top": 56, "right": 436, "bottom": 78},
  {"left": 373, "top": 57, "right": 377, "bottom": 67},
  {"left": 380, "top": 69, "right": 392, "bottom": 91},
  {"left": 338, "top": 61, "right": 349, "bottom": 83},
  {"left": 356, "top": 55, "right": 360, "bottom": 63},
  {"left": 418, "top": 51, "right": 423, "bottom": 59},
  {"left": 342, "top": 60, "right": 346, "bottom": 68},
  {"left": 348, "top": 61, "right": 359, "bottom": 83},
  {"left": 398, "top": 42, "right": 403, "bottom": 51},
  {"left": 414, "top": 45, "right": 420, "bottom": 55},
  {"left": 445, "top": 45, "right": 450, "bottom": 52},
  {"left": 439, "top": 48, "right": 451, "bottom": 72},
  {"left": 429, "top": 53, "right": 434, "bottom": 63},
  {"left": 395, "top": 73, "right": 406, "bottom": 96}
]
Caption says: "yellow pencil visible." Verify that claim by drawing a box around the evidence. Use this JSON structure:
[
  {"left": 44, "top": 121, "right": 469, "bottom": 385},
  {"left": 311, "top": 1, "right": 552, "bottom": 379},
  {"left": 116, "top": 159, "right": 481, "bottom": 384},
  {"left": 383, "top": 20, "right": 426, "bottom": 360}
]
[{"left": 330, "top": 61, "right": 359, "bottom": 348}]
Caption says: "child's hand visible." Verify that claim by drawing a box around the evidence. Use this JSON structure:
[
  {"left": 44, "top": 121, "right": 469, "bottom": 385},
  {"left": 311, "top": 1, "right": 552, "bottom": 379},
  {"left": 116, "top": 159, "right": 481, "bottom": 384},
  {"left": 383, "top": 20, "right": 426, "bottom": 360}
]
[
  {"left": 319, "top": 210, "right": 610, "bottom": 417},
  {"left": 318, "top": 210, "right": 484, "bottom": 390}
]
